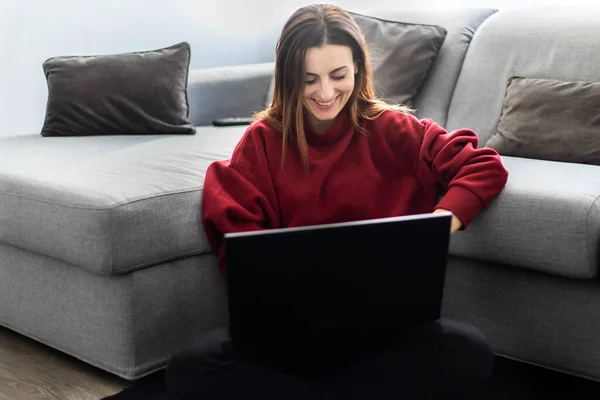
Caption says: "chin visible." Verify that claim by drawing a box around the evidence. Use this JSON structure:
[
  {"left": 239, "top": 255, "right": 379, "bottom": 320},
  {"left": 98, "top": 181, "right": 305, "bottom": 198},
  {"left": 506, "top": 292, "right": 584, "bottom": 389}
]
[{"left": 312, "top": 108, "right": 341, "bottom": 121}]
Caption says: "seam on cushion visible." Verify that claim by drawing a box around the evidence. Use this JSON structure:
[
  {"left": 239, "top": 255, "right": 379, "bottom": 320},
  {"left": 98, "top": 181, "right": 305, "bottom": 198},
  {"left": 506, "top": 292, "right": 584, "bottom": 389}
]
[
  {"left": 348, "top": 10, "right": 447, "bottom": 29},
  {"left": 129, "top": 271, "right": 137, "bottom": 378},
  {"left": 44, "top": 42, "right": 188, "bottom": 64},
  {"left": 182, "top": 42, "right": 192, "bottom": 121},
  {"left": 108, "top": 248, "right": 207, "bottom": 276},
  {"left": 446, "top": 9, "right": 499, "bottom": 130},
  {"left": 444, "top": 28, "right": 478, "bottom": 126},
  {"left": 109, "top": 207, "right": 115, "bottom": 274},
  {"left": 0, "top": 187, "right": 202, "bottom": 210},
  {"left": 493, "top": 76, "right": 517, "bottom": 140},
  {"left": 585, "top": 194, "right": 600, "bottom": 277},
  {"left": 494, "top": 352, "right": 598, "bottom": 382}
]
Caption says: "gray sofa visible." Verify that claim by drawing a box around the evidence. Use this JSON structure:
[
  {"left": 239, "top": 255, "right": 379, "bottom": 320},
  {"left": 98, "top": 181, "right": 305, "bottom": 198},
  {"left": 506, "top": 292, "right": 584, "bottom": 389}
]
[{"left": 1, "top": 6, "right": 599, "bottom": 382}]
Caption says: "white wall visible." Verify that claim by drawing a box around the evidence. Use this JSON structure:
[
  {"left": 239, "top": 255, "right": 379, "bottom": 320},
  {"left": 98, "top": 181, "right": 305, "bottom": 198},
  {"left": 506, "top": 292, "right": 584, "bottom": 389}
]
[{"left": 0, "top": 0, "right": 598, "bottom": 136}]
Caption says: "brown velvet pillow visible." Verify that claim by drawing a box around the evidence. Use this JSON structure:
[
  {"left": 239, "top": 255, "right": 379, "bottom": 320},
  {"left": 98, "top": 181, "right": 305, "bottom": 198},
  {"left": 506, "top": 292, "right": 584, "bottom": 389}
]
[
  {"left": 41, "top": 42, "right": 195, "bottom": 136},
  {"left": 350, "top": 12, "right": 447, "bottom": 107},
  {"left": 486, "top": 77, "right": 600, "bottom": 165}
]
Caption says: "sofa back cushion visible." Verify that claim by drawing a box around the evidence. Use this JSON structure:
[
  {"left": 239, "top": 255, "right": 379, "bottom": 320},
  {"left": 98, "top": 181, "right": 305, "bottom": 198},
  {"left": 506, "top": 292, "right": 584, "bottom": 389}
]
[
  {"left": 446, "top": 7, "right": 600, "bottom": 144},
  {"left": 357, "top": 8, "right": 496, "bottom": 126},
  {"left": 350, "top": 12, "right": 447, "bottom": 107}
]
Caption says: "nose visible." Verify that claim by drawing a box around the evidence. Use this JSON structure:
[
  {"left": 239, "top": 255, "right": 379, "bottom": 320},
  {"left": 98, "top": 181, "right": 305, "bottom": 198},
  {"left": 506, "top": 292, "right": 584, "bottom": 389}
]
[{"left": 318, "top": 80, "right": 335, "bottom": 100}]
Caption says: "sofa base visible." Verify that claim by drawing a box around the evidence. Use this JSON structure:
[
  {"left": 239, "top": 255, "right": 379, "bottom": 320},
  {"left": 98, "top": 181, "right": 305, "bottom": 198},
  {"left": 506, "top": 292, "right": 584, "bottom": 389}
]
[
  {"left": 443, "top": 255, "right": 600, "bottom": 381},
  {"left": 0, "top": 242, "right": 228, "bottom": 380},
  {"left": 4, "top": 240, "right": 598, "bottom": 381}
]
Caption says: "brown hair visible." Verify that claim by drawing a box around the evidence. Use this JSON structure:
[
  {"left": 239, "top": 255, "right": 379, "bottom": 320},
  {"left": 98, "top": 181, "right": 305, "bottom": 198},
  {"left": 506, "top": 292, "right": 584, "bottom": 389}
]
[{"left": 254, "top": 4, "right": 413, "bottom": 171}]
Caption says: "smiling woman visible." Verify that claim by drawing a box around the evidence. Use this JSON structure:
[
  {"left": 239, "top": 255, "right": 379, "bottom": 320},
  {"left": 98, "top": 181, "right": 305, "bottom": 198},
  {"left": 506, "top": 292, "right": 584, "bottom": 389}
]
[{"left": 174, "top": 3, "right": 510, "bottom": 400}]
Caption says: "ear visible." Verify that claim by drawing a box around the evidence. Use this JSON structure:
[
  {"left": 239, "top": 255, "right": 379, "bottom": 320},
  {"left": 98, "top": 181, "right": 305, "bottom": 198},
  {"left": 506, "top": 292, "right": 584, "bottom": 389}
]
[{"left": 353, "top": 61, "right": 359, "bottom": 75}]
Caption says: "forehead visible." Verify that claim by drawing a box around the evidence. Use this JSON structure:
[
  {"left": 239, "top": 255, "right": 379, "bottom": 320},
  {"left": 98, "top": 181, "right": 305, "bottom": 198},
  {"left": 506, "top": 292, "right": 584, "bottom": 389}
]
[{"left": 304, "top": 44, "right": 353, "bottom": 73}]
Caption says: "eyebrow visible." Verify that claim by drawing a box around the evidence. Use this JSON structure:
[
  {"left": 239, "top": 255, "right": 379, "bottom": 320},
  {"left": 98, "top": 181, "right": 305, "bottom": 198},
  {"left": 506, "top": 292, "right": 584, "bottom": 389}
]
[{"left": 305, "top": 66, "right": 348, "bottom": 76}]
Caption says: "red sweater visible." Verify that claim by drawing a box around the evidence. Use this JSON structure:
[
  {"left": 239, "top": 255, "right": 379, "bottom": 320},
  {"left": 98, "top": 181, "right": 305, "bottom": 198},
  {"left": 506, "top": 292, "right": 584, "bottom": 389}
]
[{"left": 202, "top": 109, "right": 508, "bottom": 275}]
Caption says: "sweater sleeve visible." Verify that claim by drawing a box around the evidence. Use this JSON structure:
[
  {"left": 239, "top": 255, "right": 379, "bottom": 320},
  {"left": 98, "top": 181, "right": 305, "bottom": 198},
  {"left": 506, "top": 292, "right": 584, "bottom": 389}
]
[
  {"left": 418, "top": 118, "right": 508, "bottom": 229},
  {"left": 201, "top": 125, "right": 280, "bottom": 275}
]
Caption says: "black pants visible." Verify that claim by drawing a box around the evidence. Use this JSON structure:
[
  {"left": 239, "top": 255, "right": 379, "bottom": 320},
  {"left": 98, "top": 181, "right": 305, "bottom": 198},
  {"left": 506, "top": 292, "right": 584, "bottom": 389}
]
[{"left": 165, "top": 318, "right": 494, "bottom": 400}]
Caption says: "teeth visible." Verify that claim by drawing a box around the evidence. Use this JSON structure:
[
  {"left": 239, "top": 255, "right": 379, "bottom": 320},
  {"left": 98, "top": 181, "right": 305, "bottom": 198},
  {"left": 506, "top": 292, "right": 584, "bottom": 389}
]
[{"left": 315, "top": 98, "right": 336, "bottom": 106}]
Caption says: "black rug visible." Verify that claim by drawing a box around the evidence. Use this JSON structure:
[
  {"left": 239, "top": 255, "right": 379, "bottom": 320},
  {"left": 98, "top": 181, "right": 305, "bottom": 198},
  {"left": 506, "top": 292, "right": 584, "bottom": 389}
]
[{"left": 103, "top": 356, "right": 600, "bottom": 400}]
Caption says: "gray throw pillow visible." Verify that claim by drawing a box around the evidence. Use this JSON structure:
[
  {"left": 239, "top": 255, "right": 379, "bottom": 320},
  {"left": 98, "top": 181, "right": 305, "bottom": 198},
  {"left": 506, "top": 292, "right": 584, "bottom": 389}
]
[
  {"left": 350, "top": 12, "right": 447, "bottom": 106},
  {"left": 486, "top": 77, "right": 600, "bottom": 165},
  {"left": 41, "top": 42, "right": 195, "bottom": 137}
]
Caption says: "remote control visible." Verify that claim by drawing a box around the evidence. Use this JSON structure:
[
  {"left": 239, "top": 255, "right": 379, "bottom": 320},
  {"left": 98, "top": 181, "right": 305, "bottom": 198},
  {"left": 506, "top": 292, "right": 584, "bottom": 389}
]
[{"left": 212, "top": 117, "right": 253, "bottom": 126}]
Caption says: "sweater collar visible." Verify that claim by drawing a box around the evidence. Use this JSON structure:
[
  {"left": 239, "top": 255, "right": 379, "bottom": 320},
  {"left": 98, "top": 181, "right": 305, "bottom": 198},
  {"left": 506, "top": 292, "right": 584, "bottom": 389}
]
[{"left": 304, "top": 108, "right": 352, "bottom": 146}]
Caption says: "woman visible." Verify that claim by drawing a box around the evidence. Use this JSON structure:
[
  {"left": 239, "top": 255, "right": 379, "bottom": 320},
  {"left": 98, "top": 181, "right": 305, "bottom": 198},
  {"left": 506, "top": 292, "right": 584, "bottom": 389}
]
[{"left": 166, "top": 4, "right": 508, "bottom": 400}]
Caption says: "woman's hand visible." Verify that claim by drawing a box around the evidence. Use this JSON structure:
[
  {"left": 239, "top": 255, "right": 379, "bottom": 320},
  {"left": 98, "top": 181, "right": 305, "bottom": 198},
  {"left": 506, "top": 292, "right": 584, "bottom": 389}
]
[{"left": 432, "top": 208, "right": 463, "bottom": 234}]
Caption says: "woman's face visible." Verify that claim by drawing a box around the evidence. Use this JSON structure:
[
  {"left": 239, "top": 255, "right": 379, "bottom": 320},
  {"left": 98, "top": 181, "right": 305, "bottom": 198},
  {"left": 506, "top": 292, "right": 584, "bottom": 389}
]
[{"left": 302, "top": 44, "right": 357, "bottom": 132}]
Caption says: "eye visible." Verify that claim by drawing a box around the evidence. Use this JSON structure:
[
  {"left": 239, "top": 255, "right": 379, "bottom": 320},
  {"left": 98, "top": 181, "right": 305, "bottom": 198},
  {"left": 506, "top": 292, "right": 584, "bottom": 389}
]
[
  {"left": 305, "top": 79, "right": 317, "bottom": 85},
  {"left": 332, "top": 75, "right": 346, "bottom": 80}
]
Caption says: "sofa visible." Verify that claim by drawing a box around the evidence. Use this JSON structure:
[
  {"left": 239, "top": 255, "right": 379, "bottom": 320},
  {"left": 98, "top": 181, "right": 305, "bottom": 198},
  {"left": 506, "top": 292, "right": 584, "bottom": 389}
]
[{"left": 1, "top": 5, "right": 599, "bottom": 382}]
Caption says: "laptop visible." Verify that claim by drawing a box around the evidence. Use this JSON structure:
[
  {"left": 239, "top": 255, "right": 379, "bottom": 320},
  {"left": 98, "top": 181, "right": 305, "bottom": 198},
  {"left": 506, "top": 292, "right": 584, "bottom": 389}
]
[{"left": 224, "top": 212, "right": 452, "bottom": 374}]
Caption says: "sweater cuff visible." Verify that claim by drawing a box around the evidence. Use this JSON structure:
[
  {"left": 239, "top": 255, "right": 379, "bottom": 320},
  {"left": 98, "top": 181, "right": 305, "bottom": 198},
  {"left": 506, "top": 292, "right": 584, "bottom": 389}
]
[{"left": 435, "top": 186, "right": 484, "bottom": 230}]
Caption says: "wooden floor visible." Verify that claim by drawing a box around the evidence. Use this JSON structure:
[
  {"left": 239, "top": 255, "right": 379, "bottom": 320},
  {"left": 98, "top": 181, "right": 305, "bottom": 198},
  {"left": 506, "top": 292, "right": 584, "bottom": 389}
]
[{"left": 0, "top": 326, "right": 130, "bottom": 400}]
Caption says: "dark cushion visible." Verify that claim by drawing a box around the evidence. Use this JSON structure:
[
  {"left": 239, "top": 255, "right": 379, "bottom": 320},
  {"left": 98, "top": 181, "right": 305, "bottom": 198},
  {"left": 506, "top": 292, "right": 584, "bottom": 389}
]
[
  {"left": 486, "top": 77, "right": 600, "bottom": 165},
  {"left": 350, "top": 12, "right": 447, "bottom": 106},
  {"left": 41, "top": 42, "right": 195, "bottom": 137}
]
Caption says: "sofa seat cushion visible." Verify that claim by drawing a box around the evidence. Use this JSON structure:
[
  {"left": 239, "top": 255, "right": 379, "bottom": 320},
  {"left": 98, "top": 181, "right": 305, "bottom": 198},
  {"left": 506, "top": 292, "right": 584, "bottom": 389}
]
[
  {"left": 0, "top": 127, "right": 246, "bottom": 275},
  {"left": 449, "top": 155, "right": 600, "bottom": 279}
]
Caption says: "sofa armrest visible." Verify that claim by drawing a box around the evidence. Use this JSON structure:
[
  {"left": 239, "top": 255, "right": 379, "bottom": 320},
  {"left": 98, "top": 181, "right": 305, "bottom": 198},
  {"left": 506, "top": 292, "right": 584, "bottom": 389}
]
[
  {"left": 449, "top": 156, "right": 600, "bottom": 279},
  {"left": 187, "top": 62, "right": 275, "bottom": 126}
]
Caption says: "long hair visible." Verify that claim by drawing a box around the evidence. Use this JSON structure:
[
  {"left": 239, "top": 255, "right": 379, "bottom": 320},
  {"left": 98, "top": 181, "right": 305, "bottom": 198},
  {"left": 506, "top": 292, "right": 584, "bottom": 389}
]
[{"left": 254, "top": 4, "right": 413, "bottom": 171}]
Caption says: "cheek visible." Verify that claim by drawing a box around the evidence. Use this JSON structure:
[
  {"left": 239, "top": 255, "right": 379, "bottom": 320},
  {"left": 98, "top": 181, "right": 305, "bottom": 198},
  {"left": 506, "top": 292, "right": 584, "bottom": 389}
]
[
  {"left": 339, "top": 78, "right": 356, "bottom": 95},
  {"left": 303, "top": 86, "right": 311, "bottom": 99},
  {"left": 303, "top": 86, "right": 317, "bottom": 103}
]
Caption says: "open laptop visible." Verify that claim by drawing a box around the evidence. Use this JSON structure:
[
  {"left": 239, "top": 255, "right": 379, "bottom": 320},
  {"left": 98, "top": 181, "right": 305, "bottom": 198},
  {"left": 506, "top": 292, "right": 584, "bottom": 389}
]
[{"left": 224, "top": 212, "right": 452, "bottom": 374}]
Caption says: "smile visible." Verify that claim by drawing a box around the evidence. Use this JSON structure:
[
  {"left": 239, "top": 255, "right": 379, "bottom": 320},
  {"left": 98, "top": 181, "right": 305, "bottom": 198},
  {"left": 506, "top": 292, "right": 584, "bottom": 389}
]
[{"left": 313, "top": 96, "right": 338, "bottom": 107}]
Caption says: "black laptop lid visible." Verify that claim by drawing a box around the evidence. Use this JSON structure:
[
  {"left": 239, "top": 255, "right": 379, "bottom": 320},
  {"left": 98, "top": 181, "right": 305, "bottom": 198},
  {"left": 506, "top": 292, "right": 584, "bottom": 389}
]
[{"left": 224, "top": 213, "right": 451, "bottom": 366}]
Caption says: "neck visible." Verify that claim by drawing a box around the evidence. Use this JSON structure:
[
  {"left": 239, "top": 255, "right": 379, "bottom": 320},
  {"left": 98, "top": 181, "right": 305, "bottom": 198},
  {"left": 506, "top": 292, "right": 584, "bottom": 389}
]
[{"left": 307, "top": 113, "right": 338, "bottom": 133}]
